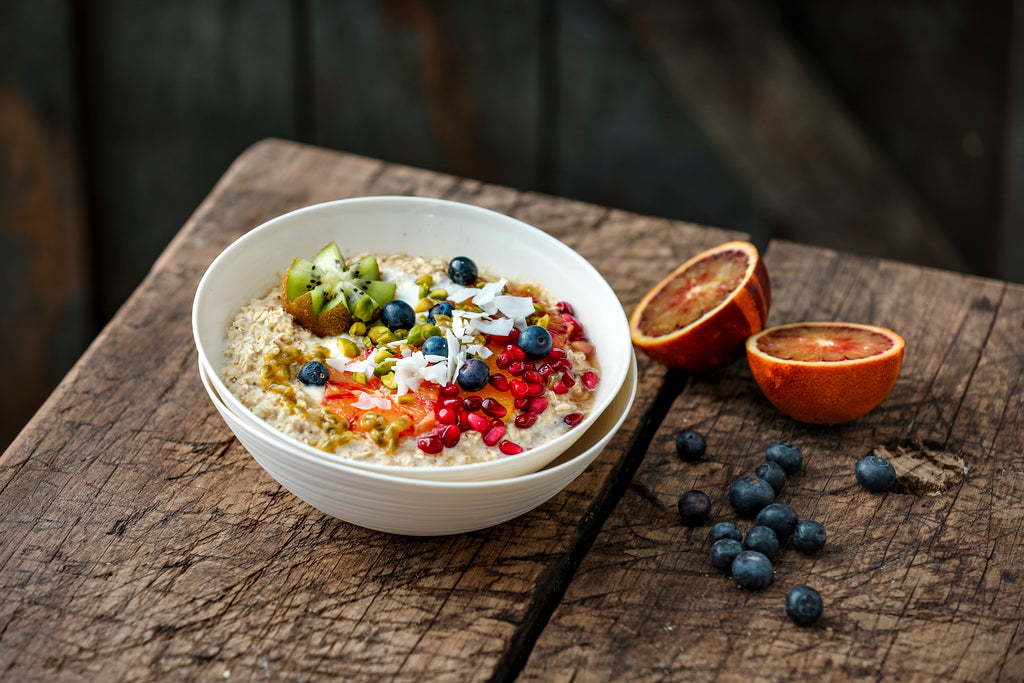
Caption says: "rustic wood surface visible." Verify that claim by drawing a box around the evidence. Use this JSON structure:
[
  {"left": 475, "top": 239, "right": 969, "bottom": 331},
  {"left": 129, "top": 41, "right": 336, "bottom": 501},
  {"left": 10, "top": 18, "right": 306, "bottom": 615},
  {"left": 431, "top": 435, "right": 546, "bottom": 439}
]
[
  {"left": 2, "top": 139, "right": 1022, "bottom": 681},
  {"left": 522, "top": 242, "right": 1024, "bottom": 682}
]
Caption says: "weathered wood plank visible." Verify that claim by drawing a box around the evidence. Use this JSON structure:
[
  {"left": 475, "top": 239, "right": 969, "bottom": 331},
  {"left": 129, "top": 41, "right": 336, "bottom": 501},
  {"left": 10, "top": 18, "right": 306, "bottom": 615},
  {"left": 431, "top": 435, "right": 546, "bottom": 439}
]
[
  {"left": 0, "top": 139, "right": 745, "bottom": 680},
  {"left": 615, "top": 0, "right": 969, "bottom": 274},
  {"left": 521, "top": 240, "right": 1024, "bottom": 681},
  {"left": 309, "top": 0, "right": 544, "bottom": 192},
  {"left": 79, "top": 0, "right": 295, "bottom": 320},
  {"left": 0, "top": 0, "right": 92, "bottom": 451}
]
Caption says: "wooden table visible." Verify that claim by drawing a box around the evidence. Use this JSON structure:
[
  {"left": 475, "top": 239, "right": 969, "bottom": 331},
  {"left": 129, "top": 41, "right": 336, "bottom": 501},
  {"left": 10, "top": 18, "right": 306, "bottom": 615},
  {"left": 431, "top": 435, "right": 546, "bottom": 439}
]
[{"left": 2, "top": 139, "right": 1022, "bottom": 681}]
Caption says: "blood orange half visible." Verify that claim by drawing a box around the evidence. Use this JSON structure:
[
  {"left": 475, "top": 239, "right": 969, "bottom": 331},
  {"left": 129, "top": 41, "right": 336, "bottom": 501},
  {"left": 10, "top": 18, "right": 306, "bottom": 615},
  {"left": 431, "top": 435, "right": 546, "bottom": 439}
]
[
  {"left": 746, "top": 322, "right": 905, "bottom": 424},
  {"left": 629, "top": 241, "right": 771, "bottom": 372}
]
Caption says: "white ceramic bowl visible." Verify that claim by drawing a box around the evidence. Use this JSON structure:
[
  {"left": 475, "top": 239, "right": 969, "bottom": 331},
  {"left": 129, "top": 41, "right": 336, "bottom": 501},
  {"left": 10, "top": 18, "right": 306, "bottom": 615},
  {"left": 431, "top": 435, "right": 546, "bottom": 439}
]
[
  {"left": 198, "top": 352, "right": 636, "bottom": 535},
  {"left": 193, "top": 196, "right": 633, "bottom": 481}
]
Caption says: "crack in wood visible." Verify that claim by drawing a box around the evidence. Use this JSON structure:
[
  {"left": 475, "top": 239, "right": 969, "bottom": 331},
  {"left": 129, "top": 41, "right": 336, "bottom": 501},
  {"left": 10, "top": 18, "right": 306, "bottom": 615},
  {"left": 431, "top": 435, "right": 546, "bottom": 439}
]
[{"left": 871, "top": 438, "right": 969, "bottom": 496}]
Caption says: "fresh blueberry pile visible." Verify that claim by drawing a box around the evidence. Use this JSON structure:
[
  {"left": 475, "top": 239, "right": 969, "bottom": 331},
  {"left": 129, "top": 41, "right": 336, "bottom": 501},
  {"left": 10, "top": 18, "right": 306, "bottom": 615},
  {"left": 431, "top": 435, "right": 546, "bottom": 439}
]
[{"left": 674, "top": 433, "right": 830, "bottom": 625}]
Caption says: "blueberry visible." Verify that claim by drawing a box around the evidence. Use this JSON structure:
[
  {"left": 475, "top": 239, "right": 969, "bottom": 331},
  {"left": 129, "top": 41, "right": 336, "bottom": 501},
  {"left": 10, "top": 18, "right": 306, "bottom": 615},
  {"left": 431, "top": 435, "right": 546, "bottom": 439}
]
[
  {"left": 381, "top": 299, "right": 415, "bottom": 331},
  {"left": 743, "top": 525, "right": 780, "bottom": 559},
  {"left": 728, "top": 475, "right": 775, "bottom": 518},
  {"left": 675, "top": 429, "right": 707, "bottom": 462},
  {"left": 765, "top": 440, "right": 803, "bottom": 474},
  {"left": 786, "top": 585, "right": 823, "bottom": 626},
  {"left": 448, "top": 256, "right": 478, "bottom": 286},
  {"left": 677, "top": 490, "right": 711, "bottom": 526},
  {"left": 731, "top": 550, "right": 773, "bottom": 590},
  {"left": 707, "top": 522, "right": 743, "bottom": 545},
  {"left": 297, "top": 361, "right": 328, "bottom": 387},
  {"left": 517, "top": 325, "right": 553, "bottom": 360},
  {"left": 792, "top": 520, "right": 827, "bottom": 554},
  {"left": 421, "top": 335, "right": 448, "bottom": 359},
  {"left": 457, "top": 358, "right": 490, "bottom": 392},
  {"left": 754, "top": 461, "right": 787, "bottom": 495},
  {"left": 427, "top": 301, "right": 454, "bottom": 323},
  {"left": 709, "top": 539, "right": 743, "bottom": 571},
  {"left": 855, "top": 455, "right": 897, "bottom": 493},
  {"left": 755, "top": 503, "right": 799, "bottom": 540}
]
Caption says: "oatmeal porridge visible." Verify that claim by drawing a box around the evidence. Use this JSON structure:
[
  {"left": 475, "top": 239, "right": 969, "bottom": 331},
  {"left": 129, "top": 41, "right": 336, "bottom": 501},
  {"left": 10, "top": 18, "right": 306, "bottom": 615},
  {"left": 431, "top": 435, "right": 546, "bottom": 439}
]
[{"left": 222, "top": 250, "right": 600, "bottom": 467}]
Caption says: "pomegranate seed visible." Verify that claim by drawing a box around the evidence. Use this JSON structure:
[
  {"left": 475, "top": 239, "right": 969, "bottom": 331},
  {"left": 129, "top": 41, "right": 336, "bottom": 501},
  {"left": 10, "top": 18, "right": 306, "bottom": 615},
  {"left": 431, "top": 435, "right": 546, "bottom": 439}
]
[
  {"left": 510, "top": 379, "right": 529, "bottom": 398},
  {"left": 528, "top": 397, "right": 548, "bottom": 414},
  {"left": 481, "top": 398, "right": 507, "bottom": 418},
  {"left": 552, "top": 381, "right": 570, "bottom": 395},
  {"left": 499, "top": 440, "right": 524, "bottom": 456},
  {"left": 563, "top": 313, "right": 586, "bottom": 341},
  {"left": 508, "top": 361, "right": 527, "bottom": 376},
  {"left": 526, "top": 382, "right": 545, "bottom": 397},
  {"left": 483, "top": 424, "right": 506, "bottom": 446},
  {"left": 524, "top": 369, "right": 542, "bottom": 384},
  {"left": 481, "top": 333, "right": 492, "bottom": 345},
  {"left": 547, "top": 347, "right": 567, "bottom": 360},
  {"left": 553, "top": 358, "right": 573, "bottom": 373},
  {"left": 440, "top": 424, "right": 461, "bottom": 448},
  {"left": 514, "top": 397, "right": 529, "bottom": 410},
  {"left": 496, "top": 350, "right": 514, "bottom": 369},
  {"left": 561, "top": 371, "right": 576, "bottom": 388},
  {"left": 467, "top": 412, "right": 490, "bottom": 432},
  {"left": 440, "top": 383, "right": 460, "bottom": 398},
  {"left": 507, "top": 328, "right": 521, "bottom": 343},
  {"left": 505, "top": 344, "right": 526, "bottom": 362},
  {"left": 582, "top": 371, "right": 599, "bottom": 390},
  {"left": 489, "top": 374, "right": 509, "bottom": 392},
  {"left": 556, "top": 301, "right": 575, "bottom": 316},
  {"left": 437, "top": 407, "right": 458, "bottom": 425},
  {"left": 462, "top": 395, "right": 483, "bottom": 412},
  {"left": 417, "top": 435, "right": 444, "bottom": 454},
  {"left": 537, "top": 363, "right": 554, "bottom": 379},
  {"left": 457, "top": 411, "right": 471, "bottom": 431},
  {"left": 441, "top": 397, "right": 462, "bottom": 412},
  {"left": 563, "top": 412, "right": 585, "bottom": 427},
  {"left": 515, "top": 413, "right": 537, "bottom": 429}
]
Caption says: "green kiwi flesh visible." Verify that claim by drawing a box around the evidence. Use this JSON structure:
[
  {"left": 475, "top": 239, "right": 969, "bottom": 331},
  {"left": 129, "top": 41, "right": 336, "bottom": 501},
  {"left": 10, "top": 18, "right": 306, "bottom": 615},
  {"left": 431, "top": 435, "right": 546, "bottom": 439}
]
[{"left": 284, "top": 243, "right": 395, "bottom": 322}]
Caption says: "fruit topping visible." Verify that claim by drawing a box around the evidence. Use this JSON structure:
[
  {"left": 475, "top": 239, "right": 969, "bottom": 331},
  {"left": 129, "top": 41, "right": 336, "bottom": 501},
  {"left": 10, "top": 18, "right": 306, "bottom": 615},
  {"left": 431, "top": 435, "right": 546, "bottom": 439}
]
[
  {"left": 421, "top": 335, "right": 449, "bottom": 358},
  {"left": 427, "top": 301, "right": 454, "bottom": 322},
  {"left": 743, "top": 525, "right": 779, "bottom": 559},
  {"left": 381, "top": 299, "right": 416, "bottom": 331},
  {"left": 297, "top": 361, "right": 329, "bottom": 387},
  {"left": 448, "top": 256, "right": 478, "bottom": 285},
  {"left": 518, "top": 325, "right": 553, "bottom": 359},
  {"left": 457, "top": 358, "right": 490, "bottom": 392},
  {"left": 282, "top": 242, "right": 396, "bottom": 337}
]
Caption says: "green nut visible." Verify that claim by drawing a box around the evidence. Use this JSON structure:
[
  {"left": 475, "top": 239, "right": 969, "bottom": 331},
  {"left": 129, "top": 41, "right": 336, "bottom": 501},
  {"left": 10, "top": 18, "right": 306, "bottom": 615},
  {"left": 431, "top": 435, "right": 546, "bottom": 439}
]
[
  {"left": 348, "top": 321, "right": 367, "bottom": 336},
  {"left": 414, "top": 298, "right": 434, "bottom": 314},
  {"left": 337, "top": 338, "right": 359, "bottom": 358},
  {"left": 428, "top": 288, "right": 448, "bottom": 300},
  {"left": 379, "top": 372, "right": 398, "bottom": 390},
  {"left": 418, "top": 283, "right": 431, "bottom": 300},
  {"left": 353, "top": 372, "right": 367, "bottom": 385},
  {"left": 367, "top": 325, "right": 396, "bottom": 346},
  {"left": 374, "top": 347, "right": 395, "bottom": 363},
  {"left": 374, "top": 359, "right": 397, "bottom": 377},
  {"left": 415, "top": 274, "right": 433, "bottom": 288}
]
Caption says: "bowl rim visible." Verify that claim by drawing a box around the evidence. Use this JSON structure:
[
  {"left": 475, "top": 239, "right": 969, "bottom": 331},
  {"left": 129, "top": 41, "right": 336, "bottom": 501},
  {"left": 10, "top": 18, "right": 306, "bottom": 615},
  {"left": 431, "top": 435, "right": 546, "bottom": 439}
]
[
  {"left": 192, "top": 195, "right": 632, "bottom": 479},
  {"left": 197, "top": 351, "right": 638, "bottom": 492}
]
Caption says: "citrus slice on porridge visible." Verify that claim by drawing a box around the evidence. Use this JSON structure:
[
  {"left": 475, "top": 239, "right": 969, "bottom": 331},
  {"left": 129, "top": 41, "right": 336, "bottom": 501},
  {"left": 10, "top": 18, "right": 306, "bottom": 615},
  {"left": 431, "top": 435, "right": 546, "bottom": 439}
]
[
  {"left": 746, "top": 321, "right": 905, "bottom": 424},
  {"left": 629, "top": 241, "right": 771, "bottom": 372}
]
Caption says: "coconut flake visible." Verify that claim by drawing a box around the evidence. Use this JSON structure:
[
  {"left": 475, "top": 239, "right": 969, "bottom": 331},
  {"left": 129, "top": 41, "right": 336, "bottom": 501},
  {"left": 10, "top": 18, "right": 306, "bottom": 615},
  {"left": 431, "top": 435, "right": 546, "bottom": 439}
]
[
  {"left": 351, "top": 393, "right": 392, "bottom": 411},
  {"left": 493, "top": 295, "right": 535, "bottom": 321},
  {"left": 473, "top": 316, "right": 515, "bottom": 337}
]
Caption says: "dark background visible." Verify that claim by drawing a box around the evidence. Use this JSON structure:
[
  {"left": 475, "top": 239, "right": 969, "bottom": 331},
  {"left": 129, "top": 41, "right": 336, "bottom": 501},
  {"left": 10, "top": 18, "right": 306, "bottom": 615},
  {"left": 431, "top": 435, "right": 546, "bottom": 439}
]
[{"left": 2, "top": 0, "right": 1021, "bottom": 451}]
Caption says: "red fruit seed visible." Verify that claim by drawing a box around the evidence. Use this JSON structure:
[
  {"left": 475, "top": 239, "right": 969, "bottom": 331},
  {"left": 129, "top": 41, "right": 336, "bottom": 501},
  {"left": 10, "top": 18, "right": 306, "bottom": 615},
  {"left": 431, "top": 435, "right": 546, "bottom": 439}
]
[
  {"left": 527, "top": 397, "right": 548, "bottom": 414},
  {"left": 510, "top": 379, "right": 529, "bottom": 398},
  {"left": 441, "top": 424, "right": 461, "bottom": 448},
  {"left": 481, "top": 398, "right": 507, "bottom": 418},
  {"left": 467, "top": 412, "right": 490, "bottom": 432},
  {"left": 440, "top": 383, "right": 460, "bottom": 397},
  {"left": 582, "top": 371, "right": 599, "bottom": 390},
  {"left": 417, "top": 435, "right": 444, "bottom": 454},
  {"left": 515, "top": 413, "right": 537, "bottom": 428},
  {"left": 563, "top": 412, "right": 585, "bottom": 427},
  {"left": 489, "top": 374, "right": 509, "bottom": 392},
  {"left": 483, "top": 424, "right": 506, "bottom": 447},
  {"left": 462, "top": 396, "right": 483, "bottom": 412},
  {"left": 499, "top": 440, "right": 524, "bottom": 456}
]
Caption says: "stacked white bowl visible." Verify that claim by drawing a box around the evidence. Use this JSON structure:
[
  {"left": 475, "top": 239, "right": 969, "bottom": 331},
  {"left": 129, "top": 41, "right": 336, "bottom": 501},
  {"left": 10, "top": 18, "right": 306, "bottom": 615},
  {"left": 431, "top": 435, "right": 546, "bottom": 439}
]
[{"left": 193, "top": 197, "right": 636, "bottom": 535}]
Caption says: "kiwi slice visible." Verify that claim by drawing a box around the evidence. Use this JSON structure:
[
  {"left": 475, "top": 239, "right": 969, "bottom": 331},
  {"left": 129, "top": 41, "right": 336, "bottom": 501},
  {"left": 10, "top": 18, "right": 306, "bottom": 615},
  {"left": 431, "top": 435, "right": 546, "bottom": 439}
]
[{"left": 282, "top": 243, "right": 396, "bottom": 336}]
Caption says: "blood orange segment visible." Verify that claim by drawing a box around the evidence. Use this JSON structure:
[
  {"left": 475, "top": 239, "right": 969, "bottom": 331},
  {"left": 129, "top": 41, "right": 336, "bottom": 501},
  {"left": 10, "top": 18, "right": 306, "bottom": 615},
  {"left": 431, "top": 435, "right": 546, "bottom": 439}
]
[
  {"left": 629, "top": 241, "right": 771, "bottom": 372},
  {"left": 746, "top": 322, "right": 905, "bottom": 424}
]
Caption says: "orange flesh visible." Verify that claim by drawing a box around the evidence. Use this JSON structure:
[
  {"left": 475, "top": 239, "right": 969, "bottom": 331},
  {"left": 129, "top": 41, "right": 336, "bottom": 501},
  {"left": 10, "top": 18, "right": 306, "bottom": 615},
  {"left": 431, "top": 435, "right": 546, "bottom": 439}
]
[
  {"left": 638, "top": 250, "right": 748, "bottom": 337},
  {"left": 755, "top": 325, "right": 895, "bottom": 362}
]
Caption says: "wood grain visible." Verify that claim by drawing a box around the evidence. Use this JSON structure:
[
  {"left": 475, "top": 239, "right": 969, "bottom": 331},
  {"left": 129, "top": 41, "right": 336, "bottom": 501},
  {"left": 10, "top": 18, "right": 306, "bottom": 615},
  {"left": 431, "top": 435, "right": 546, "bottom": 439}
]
[
  {"left": 0, "top": 139, "right": 744, "bottom": 680},
  {"left": 521, "top": 240, "right": 1024, "bottom": 681}
]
